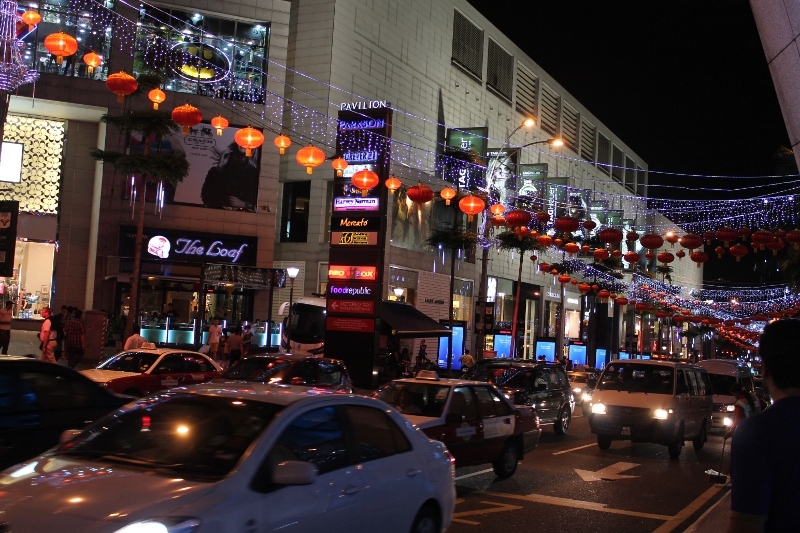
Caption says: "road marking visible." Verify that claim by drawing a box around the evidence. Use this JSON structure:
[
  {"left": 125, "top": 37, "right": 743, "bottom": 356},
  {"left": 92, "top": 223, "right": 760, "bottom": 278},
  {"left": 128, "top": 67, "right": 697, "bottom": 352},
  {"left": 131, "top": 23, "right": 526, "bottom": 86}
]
[
  {"left": 553, "top": 443, "right": 596, "bottom": 455},
  {"left": 575, "top": 461, "right": 640, "bottom": 482},
  {"left": 452, "top": 500, "right": 523, "bottom": 525},
  {"left": 455, "top": 468, "right": 494, "bottom": 481},
  {"left": 651, "top": 485, "right": 725, "bottom": 532},
  {"left": 489, "top": 491, "right": 672, "bottom": 521}
]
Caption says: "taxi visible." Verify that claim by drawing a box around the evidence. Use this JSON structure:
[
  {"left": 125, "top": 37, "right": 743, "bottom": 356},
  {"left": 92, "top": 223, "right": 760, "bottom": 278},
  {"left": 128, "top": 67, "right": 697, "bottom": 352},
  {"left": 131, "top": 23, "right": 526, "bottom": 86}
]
[
  {"left": 81, "top": 343, "right": 222, "bottom": 397},
  {"left": 374, "top": 371, "right": 541, "bottom": 478}
]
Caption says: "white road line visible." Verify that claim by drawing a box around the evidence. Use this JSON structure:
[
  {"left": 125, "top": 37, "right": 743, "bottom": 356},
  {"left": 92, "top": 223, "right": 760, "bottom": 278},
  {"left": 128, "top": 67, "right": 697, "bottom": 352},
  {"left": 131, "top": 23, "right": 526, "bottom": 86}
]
[
  {"left": 553, "top": 443, "right": 596, "bottom": 455},
  {"left": 455, "top": 468, "right": 494, "bottom": 481},
  {"left": 490, "top": 491, "right": 672, "bottom": 521}
]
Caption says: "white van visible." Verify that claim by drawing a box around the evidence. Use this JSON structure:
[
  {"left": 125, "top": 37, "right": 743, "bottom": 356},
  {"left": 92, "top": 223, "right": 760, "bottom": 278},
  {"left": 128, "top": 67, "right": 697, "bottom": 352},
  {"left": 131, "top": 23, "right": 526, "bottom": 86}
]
[
  {"left": 697, "top": 359, "right": 755, "bottom": 429},
  {"left": 588, "top": 360, "right": 713, "bottom": 459}
]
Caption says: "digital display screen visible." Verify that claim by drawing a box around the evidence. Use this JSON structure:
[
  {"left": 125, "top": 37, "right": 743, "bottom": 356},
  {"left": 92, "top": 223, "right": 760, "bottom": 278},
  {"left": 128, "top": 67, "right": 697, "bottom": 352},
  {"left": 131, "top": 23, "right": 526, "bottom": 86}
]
[
  {"left": 493, "top": 334, "right": 512, "bottom": 358},
  {"left": 437, "top": 325, "right": 464, "bottom": 370},
  {"left": 535, "top": 340, "right": 556, "bottom": 362},
  {"left": 618, "top": 351, "right": 630, "bottom": 360},
  {"left": 569, "top": 344, "right": 587, "bottom": 366},
  {"left": 0, "top": 142, "right": 23, "bottom": 183},
  {"left": 641, "top": 354, "right": 651, "bottom": 360},
  {"left": 595, "top": 348, "right": 607, "bottom": 365}
]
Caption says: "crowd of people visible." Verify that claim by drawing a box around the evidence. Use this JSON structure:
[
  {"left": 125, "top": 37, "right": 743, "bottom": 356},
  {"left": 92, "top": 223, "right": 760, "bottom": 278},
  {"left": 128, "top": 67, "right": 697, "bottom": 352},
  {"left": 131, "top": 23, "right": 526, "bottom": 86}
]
[
  {"left": 196, "top": 318, "right": 253, "bottom": 370},
  {"left": 37, "top": 305, "right": 86, "bottom": 368}
]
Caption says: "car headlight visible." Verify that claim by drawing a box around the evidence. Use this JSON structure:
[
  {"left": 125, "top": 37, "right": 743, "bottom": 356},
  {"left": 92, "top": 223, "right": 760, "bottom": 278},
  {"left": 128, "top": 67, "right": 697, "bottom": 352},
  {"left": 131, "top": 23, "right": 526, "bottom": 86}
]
[
  {"left": 114, "top": 518, "right": 201, "bottom": 533},
  {"left": 572, "top": 387, "right": 582, "bottom": 394},
  {"left": 726, "top": 404, "right": 736, "bottom": 412},
  {"left": 653, "top": 408, "right": 673, "bottom": 420},
  {"left": 581, "top": 392, "right": 592, "bottom": 402},
  {"left": 723, "top": 417, "right": 733, "bottom": 427},
  {"left": 591, "top": 403, "right": 606, "bottom": 414},
  {"left": 503, "top": 393, "right": 511, "bottom": 400}
]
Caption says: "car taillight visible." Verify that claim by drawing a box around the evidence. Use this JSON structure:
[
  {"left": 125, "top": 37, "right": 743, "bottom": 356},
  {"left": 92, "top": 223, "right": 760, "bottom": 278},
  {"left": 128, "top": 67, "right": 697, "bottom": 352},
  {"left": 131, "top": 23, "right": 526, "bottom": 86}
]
[{"left": 444, "top": 449, "right": 456, "bottom": 478}]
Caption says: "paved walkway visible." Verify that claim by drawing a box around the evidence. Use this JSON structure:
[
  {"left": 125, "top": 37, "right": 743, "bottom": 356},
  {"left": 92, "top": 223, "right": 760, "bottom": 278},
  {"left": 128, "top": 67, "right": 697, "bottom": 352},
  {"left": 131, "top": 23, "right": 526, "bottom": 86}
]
[
  {"left": 684, "top": 487, "right": 731, "bottom": 532},
  {"left": 6, "top": 329, "right": 118, "bottom": 370}
]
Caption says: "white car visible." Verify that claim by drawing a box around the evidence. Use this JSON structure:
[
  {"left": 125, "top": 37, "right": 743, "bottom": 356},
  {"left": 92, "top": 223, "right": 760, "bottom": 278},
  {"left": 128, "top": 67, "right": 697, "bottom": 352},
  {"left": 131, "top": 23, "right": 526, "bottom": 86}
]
[{"left": 0, "top": 383, "right": 455, "bottom": 533}]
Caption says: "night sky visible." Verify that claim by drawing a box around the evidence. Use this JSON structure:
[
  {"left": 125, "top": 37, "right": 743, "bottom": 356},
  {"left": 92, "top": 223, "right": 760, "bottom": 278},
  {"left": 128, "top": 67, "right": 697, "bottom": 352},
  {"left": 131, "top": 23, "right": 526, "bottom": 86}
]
[{"left": 466, "top": 0, "right": 792, "bottom": 201}]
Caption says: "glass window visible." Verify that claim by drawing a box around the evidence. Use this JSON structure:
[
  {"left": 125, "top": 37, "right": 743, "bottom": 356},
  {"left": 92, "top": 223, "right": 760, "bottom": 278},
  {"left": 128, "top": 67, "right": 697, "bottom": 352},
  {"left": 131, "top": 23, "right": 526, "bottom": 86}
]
[
  {"left": 317, "top": 361, "right": 344, "bottom": 387},
  {"left": 706, "top": 374, "right": 737, "bottom": 397},
  {"left": 154, "top": 354, "right": 185, "bottom": 374},
  {"left": 695, "top": 371, "right": 709, "bottom": 396},
  {"left": 534, "top": 368, "right": 551, "bottom": 389},
  {"left": 472, "top": 386, "right": 510, "bottom": 417},
  {"left": 376, "top": 382, "right": 450, "bottom": 418},
  {"left": 284, "top": 360, "right": 317, "bottom": 385},
  {"left": 345, "top": 406, "right": 410, "bottom": 463},
  {"left": 553, "top": 369, "right": 569, "bottom": 389},
  {"left": 269, "top": 406, "right": 347, "bottom": 474},
  {"left": 450, "top": 387, "right": 479, "bottom": 421},
  {"left": 598, "top": 363, "right": 675, "bottom": 395},
  {"left": 280, "top": 181, "right": 311, "bottom": 243},
  {"left": 223, "top": 357, "right": 291, "bottom": 381},
  {"left": 686, "top": 370, "right": 699, "bottom": 396},
  {"left": 18, "top": 369, "right": 99, "bottom": 410},
  {"left": 676, "top": 370, "right": 690, "bottom": 395},
  {"left": 182, "top": 354, "right": 215, "bottom": 372},
  {"left": 98, "top": 352, "right": 159, "bottom": 373}
]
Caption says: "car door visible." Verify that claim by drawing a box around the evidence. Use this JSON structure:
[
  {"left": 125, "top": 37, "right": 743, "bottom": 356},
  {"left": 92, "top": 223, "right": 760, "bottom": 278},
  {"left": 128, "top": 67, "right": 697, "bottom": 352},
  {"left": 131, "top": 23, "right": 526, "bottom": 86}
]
[
  {"left": 693, "top": 370, "right": 713, "bottom": 421},
  {"left": 432, "top": 386, "right": 483, "bottom": 466},
  {"left": 179, "top": 353, "right": 219, "bottom": 385},
  {"left": 552, "top": 367, "right": 572, "bottom": 414},
  {"left": 258, "top": 405, "right": 363, "bottom": 532},
  {"left": 473, "top": 386, "right": 514, "bottom": 459},
  {"left": 149, "top": 353, "right": 187, "bottom": 391},
  {"left": 675, "top": 369, "right": 695, "bottom": 434},
  {"left": 530, "top": 367, "right": 555, "bottom": 422}
]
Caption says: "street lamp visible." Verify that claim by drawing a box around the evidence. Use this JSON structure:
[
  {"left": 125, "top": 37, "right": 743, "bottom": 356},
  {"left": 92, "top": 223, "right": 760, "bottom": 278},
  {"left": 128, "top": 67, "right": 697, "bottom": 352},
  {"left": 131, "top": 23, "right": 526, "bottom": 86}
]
[
  {"left": 393, "top": 287, "right": 405, "bottom": 302},
  {"left": 285, "top": 266, "right": 299, "bottom": 353}
]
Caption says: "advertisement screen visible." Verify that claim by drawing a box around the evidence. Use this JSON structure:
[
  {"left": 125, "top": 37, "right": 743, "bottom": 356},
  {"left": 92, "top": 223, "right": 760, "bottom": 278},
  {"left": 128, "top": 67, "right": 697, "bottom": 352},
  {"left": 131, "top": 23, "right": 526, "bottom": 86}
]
[
  {"left": 0, "top": 142, "right": 23, "bottom": 183},
  {"left": 569, "top": 344, "right": 587, "bottom": 366},
  {"left": 437, "top": 326, "right": 464, "bottom": 370},
  {"left": 535, "top": 340, "right": 556, "bottom": 362},
  {"left": 618, "top": 351, "right": 630, "bottom": 360},
  {"left": 595, "top": 348, "right": 607, "bottom": 366},
  {"left": 493, "top": 334, "right": 512, "bottom": 358}
]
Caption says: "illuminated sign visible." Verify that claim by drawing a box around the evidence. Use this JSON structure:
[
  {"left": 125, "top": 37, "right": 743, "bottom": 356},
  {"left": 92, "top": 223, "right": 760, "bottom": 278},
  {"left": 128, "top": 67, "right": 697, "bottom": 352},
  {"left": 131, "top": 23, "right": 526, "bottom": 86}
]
[
  {"left": 343, "top": 150, "right": 379, "bottom": 162},
  {"left": 331, "top": 231, "right": 378, "bottom": 246},
  {"left": 328, "top": 265, "right": 378, "bottom": 280},
  {"left": 333, "top": 197, "right": 380, "bottom": 211},
  {"left": 327, "top": 299, "right": 375, "bottom": 315},
  {"left": 342, "top": 163, "right": 375, "bottom": 178},
  {"left": 339, "top": 100, "right": 389, "bottom": 111},
  {"left": 327, "top": 316, "right": 375, "bottom": 333},
  {"left": 328, "top": 283, "right": 374, "bottom": 297},
  {"left": 567, "top": 298, "right": 580, "bottom": 305},
  {"left": 338, "top": 118, "right": 386, "bottom": 131},
  {"left": 146, "top": 235, "right": 248, "bottom": 263}
]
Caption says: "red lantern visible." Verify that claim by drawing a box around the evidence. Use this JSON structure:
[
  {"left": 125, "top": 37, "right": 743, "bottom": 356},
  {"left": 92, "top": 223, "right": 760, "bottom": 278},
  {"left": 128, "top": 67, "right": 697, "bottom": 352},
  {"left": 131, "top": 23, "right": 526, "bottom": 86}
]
[
  {"left": 665, "top": 232, "right": 679, "bottom": 247},
  {"left": 554, "top": 216, "right": 580, "bottom": 234},
  {"left": 714, "top": 246, "right": 726, "bottom": 258},
  {"left": 645, "top": 250, "right": 654, "bottom": 260},
  {"left": 407, "top": 183, "right": 434, "bottom": 204},
  {"left": 505, "top": 209, "right": 532, "bottom": 228},
  {"left": 703, "top": 231, "right": 716, "bottom": 244},
  {"left": 639, "top": 233, "right": 664, "bottom": 250},
  {"left": 554, "top": 238, "right": 563, "bottom": 247},
  {"left": 676, "top": 250, "right": 686, "bottom": 260},
  {"left": 558, "top": 274, "right": 571, "bottom": 285},
  {"left": 385, "top": 175, "right": 401, "bottom": 193},
  {"left": 459, "top": 195, "right": 485, "bottom": 222},
  {"left": 598, "top": 228, "right": 623, "bottom": 245},
  {"left": 751, "top": 229, "right": 773, "bottom": 250},
  {"left": 624, "top": 251, "right": 641, "bottom": 265},
  {"left": 593, "top": 248, "right": 610, "bottom": 262},
  {"left": 597, "top": 289, "right": 610, "bottom": 302},
  {"left": 679, "top": 233, "right": 703, "bottom": 252},
  {"left": 331, "top": 157, "right": 349, "bottom": 177},
  {"left": 211, "top": 115, "right": 229, "bottom": 136},
  {"left": 530, "top": 255, "right": 537, "bottom": 262},
  {"left": 539, "top": 263, "right": 551, "bottom": 272},
  {"left": 234, "top": 126, "right": 266, "bottom": 157},
  {"left": 105, "top": 70, "right": 138, "bottom": 103},
  {"left": 490, "top": 203, "right": 506, "bottom": 216},
  {"left": 491, "top": 216, "right": 506, "bottom": 227},
  {"left": 673, "top": 315, "right": 686, "bottom": 324},
  {"left": 537, "top": 235, "right": 553, "bottom": 247},
  {"left": 571, "top": 278, "right": 578, "bottom": 285},
  {"left": 729, "top": 243, "right": 749, "bottom": 262},
  {"left": 611, "top": 249, "right": 622, "bottom": 259},
  {"left": 578, "top": 283, "right": 591, "bottom": 294},
  {"left": 44, "top": 31, "right": 78, "bottom": 65},
  {"left": 690, "top": 251, "right": 709, "bottom": 268},
  {"left": 657, "top": 251, "right": 675, "bottom": 265},
  {"left": 564, "top": 242, "right": 580, "bottom": 255},
  {"left": 626, "top": 231, "right": 640, "bottom": 242},
  {"left": 766, "top": 238, "right": 785, "bottom": 255},
  {"left": 582, "top": 220, "right": 597, "bottom": 230},
  {"left": 785, "top": 229, "right": 800, "bottom": 250},
  {"left": 440, "top": 187, "right": 457, "bottom": 205},
  {"left": 172, "top": 103, "right": 203, "bottom": 135},
  {"left": 295, "top": 144, "right": 325, "bottom": 173},
  {"left": 274, "top": 134, "right": 292, "bottom": 154},
  {"left": 352, "top": 169, "right": 380, "bottom": 197},
  {"left": 21, "top": 10, "right": 41, "bottom": 31},
  {"left": 147, "top": 88, "right": 166, "bottom": 110},
  {"left": 716, "top": 226, "right": 739, "bottom": 247},
  {"left": 775, "top": 229, "right": 787, "bottom": 241},
  {"left": 616, "top": 297, "right": 629, "bottom": 306},
  {"left": 536, "top": 211, "right": 551, "bottom": 224},
  {"left": 82, "top": 51, "right": 102, "bottom": 76},
  {"left": 515, "top": 226, "right": 531, "bottom": 238},
  {"left": 581, "top": 244, "right": 591, "bottom": 253},
  {"left": 724, "top": 320, "right": 737, "bottom": 327}
]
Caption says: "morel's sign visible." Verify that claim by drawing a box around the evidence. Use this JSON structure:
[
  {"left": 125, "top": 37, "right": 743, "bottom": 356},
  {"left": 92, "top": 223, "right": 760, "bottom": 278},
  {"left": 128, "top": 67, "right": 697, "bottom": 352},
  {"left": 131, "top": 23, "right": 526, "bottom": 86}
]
[{"left": 331, "top": 231, "right": 378, "bottom": 246}]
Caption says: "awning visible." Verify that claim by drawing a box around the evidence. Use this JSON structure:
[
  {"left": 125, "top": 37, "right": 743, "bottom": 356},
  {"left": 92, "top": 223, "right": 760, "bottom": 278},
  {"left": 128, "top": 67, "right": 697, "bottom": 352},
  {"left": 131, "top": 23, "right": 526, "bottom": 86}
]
[{"left": 379, "top": 301, "right": 452, "bottom": 338}]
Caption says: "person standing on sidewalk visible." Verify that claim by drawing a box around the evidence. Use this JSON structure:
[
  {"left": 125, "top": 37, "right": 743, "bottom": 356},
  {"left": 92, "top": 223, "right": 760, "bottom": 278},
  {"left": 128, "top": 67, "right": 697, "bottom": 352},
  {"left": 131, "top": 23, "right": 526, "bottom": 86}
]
[
  {"left": 39, "top": 307, "right": 57, "bottom": 363},
  {"left": 728, "top": 319, "right": 800, "bottom": 532},
  {"left": 63, "top": 309, "right": 85, "bottom": 368},
  {"left": 0, "top": 301, "right": 13, "bottom": 354},
  {"left": 208, "top": 319, "right": 223, "bottom": 361},
  {"left": 124, "top": 326, "right": 146, "bottom": 350},
  {"left": 228, "top": 327, "right": 243, "bottom": 366}
]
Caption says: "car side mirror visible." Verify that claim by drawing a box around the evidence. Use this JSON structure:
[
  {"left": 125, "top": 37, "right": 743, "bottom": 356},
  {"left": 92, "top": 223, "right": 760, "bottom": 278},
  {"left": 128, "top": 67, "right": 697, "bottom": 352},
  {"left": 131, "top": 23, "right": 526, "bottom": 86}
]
[
  {"left": 59, "top": 429, "right": 82, "bottom": 444},
  {"left": 272, "top": 460, "right": 318, "bottom": 485},
  {"left": 446, "top": 413, "right": 463, "bottom": 424}
]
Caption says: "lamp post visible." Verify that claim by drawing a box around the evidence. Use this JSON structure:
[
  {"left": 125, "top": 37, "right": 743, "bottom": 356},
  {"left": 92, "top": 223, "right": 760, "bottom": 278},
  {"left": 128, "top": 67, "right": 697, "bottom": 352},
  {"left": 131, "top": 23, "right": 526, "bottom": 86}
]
[
  {"left": 475, "top": 135, "right": 564, "bottom": 359},
  {"left": 393, "top": 287, "right": 405, "bottom": 302},
  {"left": 285, "top": 266, "right": 299, "bottom": 353}
]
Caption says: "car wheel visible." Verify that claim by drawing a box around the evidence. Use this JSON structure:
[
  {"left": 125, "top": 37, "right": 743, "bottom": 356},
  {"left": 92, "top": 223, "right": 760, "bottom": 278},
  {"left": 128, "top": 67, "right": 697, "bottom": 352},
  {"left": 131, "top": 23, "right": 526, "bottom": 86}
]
[
  {"left": 693, "top": 422, "right": 707, "bottom": 453},
  {"left": 410, "top": 505, "right": 439, "bottom": 533},
  {"left": 597, "top": 434, "right": 612, "bottom": 451},
  {"left": 493, "top": 441, "right": 519, "bottom": 478},
  {"left": 668, "top": 427, "right": 684, "bottom": 459},
  {"left": 553, "top": 406, "right": 571, "bottom": 435},
  {"left": 123, "top": 388, "right": 143, "bottom": 398}
]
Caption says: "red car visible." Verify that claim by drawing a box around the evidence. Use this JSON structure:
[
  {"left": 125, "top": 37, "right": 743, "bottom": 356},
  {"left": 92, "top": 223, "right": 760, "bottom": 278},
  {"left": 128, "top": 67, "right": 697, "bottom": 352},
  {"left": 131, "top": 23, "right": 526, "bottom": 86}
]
[{"left": 81, "top": 346, "right": 222, "bottom": 397}]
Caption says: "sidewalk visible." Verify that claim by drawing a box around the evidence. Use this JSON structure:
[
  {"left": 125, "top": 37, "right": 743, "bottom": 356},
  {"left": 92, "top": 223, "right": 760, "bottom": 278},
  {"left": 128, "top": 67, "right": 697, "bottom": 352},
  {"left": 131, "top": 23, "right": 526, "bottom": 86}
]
[
  {"left": 683, "top": 486, "right": 731, "bottom": 532},
  {"left": 6, "top": 329, "right": 118, "bottom": 370}
]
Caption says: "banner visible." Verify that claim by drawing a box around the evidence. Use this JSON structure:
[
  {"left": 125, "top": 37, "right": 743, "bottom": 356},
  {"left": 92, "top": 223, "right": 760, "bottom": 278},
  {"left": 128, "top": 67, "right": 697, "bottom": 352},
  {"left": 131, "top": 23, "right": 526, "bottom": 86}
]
[
  {"left": 517, "top": 163, "right": 548, "bottom": 198},
  {"left": 445, "top": 127, "right": 487, "bottom": 189},
  {"left": 485, "top": 148, "right": 518, "bottom": 205}
]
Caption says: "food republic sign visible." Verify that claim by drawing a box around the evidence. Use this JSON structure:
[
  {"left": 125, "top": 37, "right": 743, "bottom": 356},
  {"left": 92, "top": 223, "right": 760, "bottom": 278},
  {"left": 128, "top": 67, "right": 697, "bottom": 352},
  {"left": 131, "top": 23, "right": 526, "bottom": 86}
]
[{"left": 147, "top": 235, "right": 248, "bottom": 263}]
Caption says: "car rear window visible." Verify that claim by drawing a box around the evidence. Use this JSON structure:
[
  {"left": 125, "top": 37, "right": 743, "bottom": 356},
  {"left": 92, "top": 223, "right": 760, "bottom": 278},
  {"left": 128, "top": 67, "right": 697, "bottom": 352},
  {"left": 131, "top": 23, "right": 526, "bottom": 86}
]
[
  {"left": 598, "top": 363, "right": 675, "bottom": 395},
  {"left": 376, "top": 382, "right": 450, "bottom": 417}
]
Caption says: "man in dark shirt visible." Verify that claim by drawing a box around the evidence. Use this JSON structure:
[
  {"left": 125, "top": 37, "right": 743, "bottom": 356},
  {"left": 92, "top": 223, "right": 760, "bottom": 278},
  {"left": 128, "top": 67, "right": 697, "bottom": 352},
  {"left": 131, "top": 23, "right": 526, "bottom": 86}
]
[
  {"left": 729, "top": 319, "right": 800, "bottom": 532},
  {"left": 63, "top": 309, "right": 85, "bottom": 369}
]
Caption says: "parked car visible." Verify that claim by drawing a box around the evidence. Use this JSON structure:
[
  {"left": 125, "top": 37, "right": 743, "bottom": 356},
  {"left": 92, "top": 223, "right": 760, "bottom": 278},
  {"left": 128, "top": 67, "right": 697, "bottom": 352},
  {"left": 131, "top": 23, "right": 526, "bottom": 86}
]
[
  {"left": 80, "top": 344, "right": 222, "bottom": 397},
  {"left": 568, "top": 370, "right": 597, "bottom": 413},
  {"left": 588, "top": 360, "right": 713, "bottom": 459},
  {"left": 0, "top": 356, "right": 131, "bottom": 470},
  {"left": 0, "top": 383, "right": 455, "bottom": 533},
  {"left": 375, "top": 371, "right": 541, "bottom": 478},
  {"left": 697, "top": 359, "right": 756, "bottom": 429},
  {"left": 219, "top": 354, "right": 353, "bottom": 392},
  {"left": 465, "top": 360, "right": 575, "bottom": 435}
]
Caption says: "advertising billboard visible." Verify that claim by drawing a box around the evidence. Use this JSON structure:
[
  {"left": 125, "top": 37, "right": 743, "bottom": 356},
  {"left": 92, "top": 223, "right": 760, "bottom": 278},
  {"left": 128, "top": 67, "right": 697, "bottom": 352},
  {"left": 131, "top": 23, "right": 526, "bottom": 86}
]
[{"left": 445, "top": 127, "right": 488, "bottom": 189}]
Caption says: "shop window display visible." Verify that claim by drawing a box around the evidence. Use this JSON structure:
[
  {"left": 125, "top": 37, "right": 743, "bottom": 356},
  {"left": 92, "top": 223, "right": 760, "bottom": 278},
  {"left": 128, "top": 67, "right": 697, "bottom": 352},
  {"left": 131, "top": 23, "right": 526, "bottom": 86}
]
[{"left": 4, "top": 240, "right": 56, "bottom": 319}]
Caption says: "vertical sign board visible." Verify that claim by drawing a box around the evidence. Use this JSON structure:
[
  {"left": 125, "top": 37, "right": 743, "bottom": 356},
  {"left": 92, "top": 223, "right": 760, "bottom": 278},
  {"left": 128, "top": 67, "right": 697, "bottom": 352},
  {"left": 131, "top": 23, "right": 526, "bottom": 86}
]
[
  {"left": 326, "top": 104, "right": 393, "bottom": 388},
  {"left": 0, "top": 201, "right": 18, "bottom": 277}
]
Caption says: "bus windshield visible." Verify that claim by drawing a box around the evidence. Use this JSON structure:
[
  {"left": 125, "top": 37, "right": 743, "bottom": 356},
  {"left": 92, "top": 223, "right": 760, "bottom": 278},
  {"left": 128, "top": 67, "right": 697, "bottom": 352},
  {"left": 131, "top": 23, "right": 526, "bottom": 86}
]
[{"left": 288, "top": 303, "right": 326, "bottom": 344}]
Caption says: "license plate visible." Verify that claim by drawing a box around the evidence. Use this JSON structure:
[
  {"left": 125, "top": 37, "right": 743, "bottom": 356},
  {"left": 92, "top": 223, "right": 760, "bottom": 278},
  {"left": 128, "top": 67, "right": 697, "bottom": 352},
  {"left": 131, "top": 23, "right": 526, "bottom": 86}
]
[{"left": 621, "top": 426, "right": 631, "bottom": 436}]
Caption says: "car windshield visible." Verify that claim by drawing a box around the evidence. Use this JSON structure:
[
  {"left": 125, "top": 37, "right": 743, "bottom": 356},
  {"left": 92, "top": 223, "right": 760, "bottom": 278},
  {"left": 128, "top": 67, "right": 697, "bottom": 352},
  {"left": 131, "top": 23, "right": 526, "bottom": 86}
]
[
  {"left": 97, "top": 352, "right": 160, "bottom": 373},
  {"left": 598, "top": 363, "right": 675, "bottom": 395},
  {"left": 706, "top": 374, "right": 737, "bottom": 397},
  {"left": 55, "top": 393, "right": 283, "bottom": 481},
  {"left": 223, "top": 357, "right": 292, "bottom": 381},
  {"left": 376, "top": 382, "right": 451, "bottom": 417},
  {"left": 487, "top": 367, "right": 532, "bottom": 388}
]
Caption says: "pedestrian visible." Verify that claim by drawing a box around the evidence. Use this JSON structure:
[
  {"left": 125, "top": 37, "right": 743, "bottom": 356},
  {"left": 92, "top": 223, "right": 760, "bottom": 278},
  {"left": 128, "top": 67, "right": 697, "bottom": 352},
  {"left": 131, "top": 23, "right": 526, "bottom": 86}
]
[
  {"left": 165, "top": 303, "right": 179, "bottom": 321},
  {"left": 190, "top": 305, "right": 200, "bottom": 322},
  {"left": 38, "top": 307, "right": 57, "bottom": 363},
  {"left": 728, "top": 319, "right": 800, "bottom": 531},
  {"left": 726, "top": 383, "right": 755, "bottom": 437},
  {"left": 242, "top": 324, "right": 253, "bottom": 357},
  {"left": 218, "top": 333, "right": 230, "bottom": 369},
  {"left": 0, "top": 300, "right": 13, "bottom": 355},
  {"left": 49, "top": 305, "right": 67, "bottom": 362},
  {"left": 63, "top": 309, "right": 85, "bottom": 368},
  {"left": 208, "top": 319, "right": 223, "bottom": 361},
  {"left": 124, "top": 326, "right": 146, "bottom": 350},
  {"left": 416, "top": 340, "right": 428, "bottom": 368},
  {"left": 228, "top": 327, "right": 243, "bottom": 365},
  {"left": 459, "top": 349, "right": 475, "bottom": 371}
]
